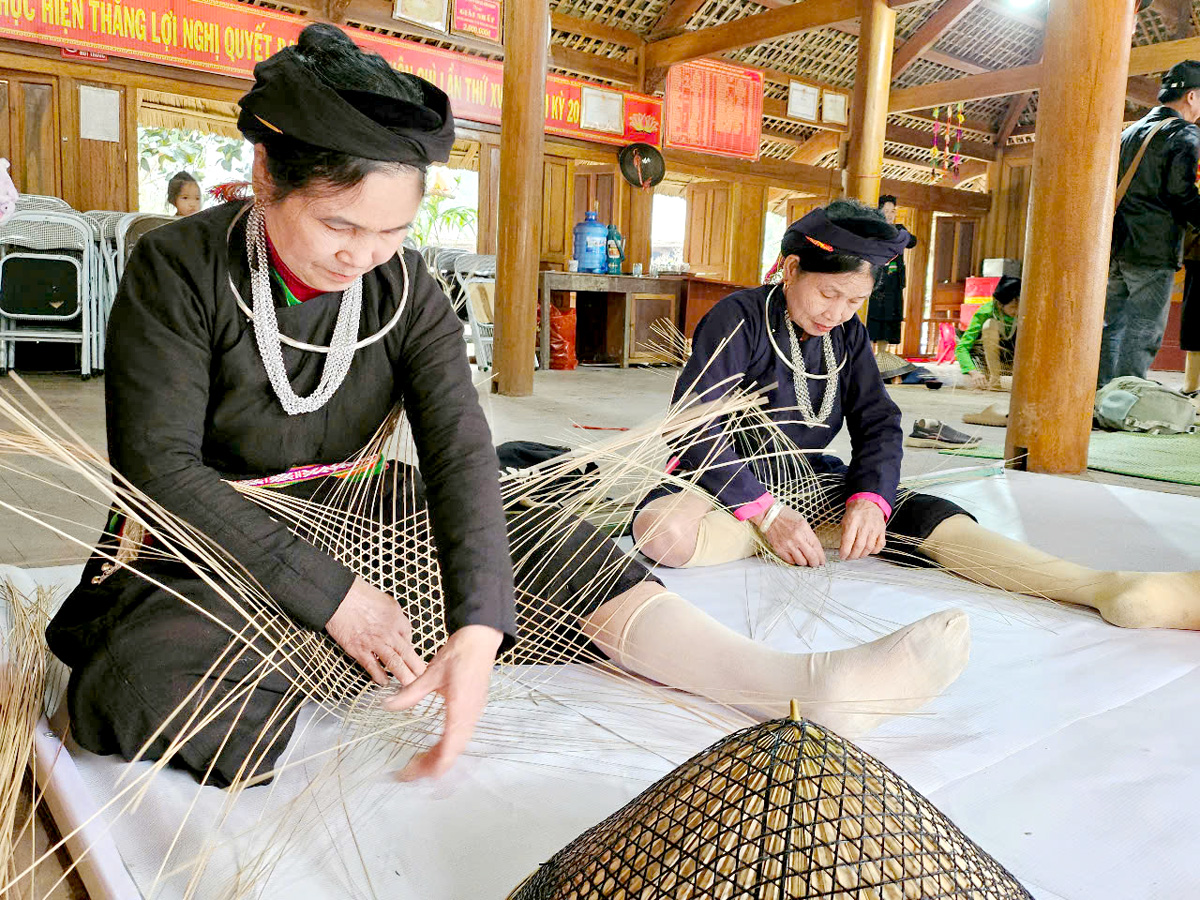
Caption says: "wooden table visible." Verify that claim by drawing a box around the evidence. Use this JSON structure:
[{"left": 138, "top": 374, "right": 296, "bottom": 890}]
[
  {"left": 538, "top": 272, "right": 752, "bottom": 369},
  {"left": 538, "top": 272, "right": 679, "bottom": 369}
]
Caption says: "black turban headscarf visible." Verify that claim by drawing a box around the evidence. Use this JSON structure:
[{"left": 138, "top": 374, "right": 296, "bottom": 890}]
[
  {"left": 781, "top": 207, "right": 913, "bottom": 268},
  {"left": 993, "top": 275, "right": 1021, "bottom": 305},
  {"left": 237, "top": 25, "right": 455, "bottom": 166}
]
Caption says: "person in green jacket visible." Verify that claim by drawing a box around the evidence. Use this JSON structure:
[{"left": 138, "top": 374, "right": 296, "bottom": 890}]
[{"left": 957, "top": 276, "right": 1021, "bottom": 390}]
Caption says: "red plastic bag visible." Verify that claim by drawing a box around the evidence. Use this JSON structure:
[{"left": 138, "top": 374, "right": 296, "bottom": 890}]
[{"left": 550, "top": 306, "right": 578, "bottom": 370}]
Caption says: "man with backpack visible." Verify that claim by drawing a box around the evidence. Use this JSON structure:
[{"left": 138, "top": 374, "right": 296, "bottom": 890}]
[{"left": 1099, "top": 61, "right": 1200, "bottom": 388}]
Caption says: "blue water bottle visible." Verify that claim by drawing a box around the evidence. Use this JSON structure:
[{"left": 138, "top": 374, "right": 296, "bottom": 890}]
[{"left": 573, "top": 210, "right": 608, "bottom": 273}]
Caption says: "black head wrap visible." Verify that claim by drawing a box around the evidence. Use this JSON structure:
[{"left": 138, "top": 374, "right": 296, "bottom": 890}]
[
  {"left": 781, "top": 207, "right": 912, "bottom": 267},
  {"left": 993, "top": 275, "right": 1021, "bottom": 305},
  {"left": 237, "top": 33, "right": 455, "bottom": 165}
]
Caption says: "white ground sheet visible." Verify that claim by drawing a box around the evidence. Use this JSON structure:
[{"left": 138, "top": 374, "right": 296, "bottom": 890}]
[{"left": 9, "top": 469, "right": 1200, "bottom": 900}]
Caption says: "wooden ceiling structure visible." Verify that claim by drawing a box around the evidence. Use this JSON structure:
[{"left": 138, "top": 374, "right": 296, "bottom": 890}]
[{"left": 281, "top": 0, "right": 1198, "bottom": 188}]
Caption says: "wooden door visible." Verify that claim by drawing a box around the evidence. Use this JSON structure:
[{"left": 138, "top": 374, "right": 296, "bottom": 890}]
[
  {"left": 573, "top": 165, "right": 617, "bottom": 230},
  {"left": 929, "top": 215, "right": 980, "bottom": 347},
  {"left": 784, "top": 196, "right": 825, "bottom": 226},
  {"left": 684, "top": 182, "right": 731, "bottom": 280},
  {"left": 540, "top": 155, "right": 575, "bottom": 268},
  {"left": 1, "top": 73, "right": 61, "bottom": 197},
  {"left": 74, "top": 81, "right": 126, "bottom": 211}
]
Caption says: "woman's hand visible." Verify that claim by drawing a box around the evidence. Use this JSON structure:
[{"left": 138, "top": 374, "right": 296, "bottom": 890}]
[
  {"left": 968, "top": 369, "right": 988, "bottom": 389},
  {"left": 753, "top": 503, "right": 826, "bottom": 567},
  {"left": 384, "top": 624, "right": 505, "bottom": 780},
  {"left": 839, "top": 499, "right": 887, "bottom": 561},
  {"left": 326, "top": 575, "right": 427, "bottom": 686}
]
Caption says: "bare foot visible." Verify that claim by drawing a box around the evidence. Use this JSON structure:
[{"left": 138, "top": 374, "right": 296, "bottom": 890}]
[{"left": 1094, "top": 571, "right": 1200, "bottom": 630}]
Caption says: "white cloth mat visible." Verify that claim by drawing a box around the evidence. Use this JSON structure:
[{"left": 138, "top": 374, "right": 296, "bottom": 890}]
[{"left": 11, "top": 470, "right": 1200, "bottom": 900}]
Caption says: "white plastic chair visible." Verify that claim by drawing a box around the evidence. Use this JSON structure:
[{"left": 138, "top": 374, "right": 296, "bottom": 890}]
[
  {"left": 0, "top": 211, "right": 97, "bottom": 378},
  {"left": 15, "top": 194, "right": 72, "bottom": 212},
  {"left": 454, "top": 254, "right": 496, "bottom": 371}
]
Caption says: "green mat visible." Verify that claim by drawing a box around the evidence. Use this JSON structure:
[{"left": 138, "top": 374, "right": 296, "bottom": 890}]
[{"left": 940, "top": 431, "right": 1200, "bottom": 486}]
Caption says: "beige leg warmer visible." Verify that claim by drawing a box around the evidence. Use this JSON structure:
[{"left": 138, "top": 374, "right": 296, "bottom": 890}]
[
  {"left": 921, "top": 515, "right": 1200, "bottom": 630},
  {"left": 582, "top": 587, "right": 970, "bottom": 738},
  {"left": 1186, "top": 351, "right": 1200, "bottom": 394},
  {"left": 980, "top": 317, "right": 1009, "bottom": 390},
  {"left": 682, "top": 511, "right": 758, "bottom": 568}
]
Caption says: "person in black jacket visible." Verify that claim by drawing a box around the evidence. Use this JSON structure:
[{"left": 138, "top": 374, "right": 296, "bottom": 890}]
[
  {"left": 1100, "top": 61, "right": 1200, "bottom": 387},
  {"left": 865, "top": 195, "right": 918, "bottom": 354}
]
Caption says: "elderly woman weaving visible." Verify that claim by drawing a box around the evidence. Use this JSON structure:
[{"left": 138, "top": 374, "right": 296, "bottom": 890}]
[
  {"left": 46, "top": 31, "right": 999, "bottom": 788},
  {"left": 632, "top": 201, "right": 1200, "bottom": 640}
]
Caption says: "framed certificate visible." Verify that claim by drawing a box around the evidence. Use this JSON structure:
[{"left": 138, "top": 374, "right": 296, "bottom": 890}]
[
  {"left": 822, "top": 90, "right": 849, "bottom": 125},
  {"left": 787, "top": 81, "right": 820, "bottom": 122},
  {"left": 580, "top": 86, "right": 625, "bottom": 134},
  {"left": 393, "top": 0, "right": 448, "bottom": 32}
]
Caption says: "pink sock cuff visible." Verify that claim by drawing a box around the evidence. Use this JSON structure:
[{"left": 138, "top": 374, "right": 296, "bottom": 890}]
[
  {"left": 847, "top": 492, "right": 892, "bottom": 520},
  {"left": 664, "top": 456, "right": 681, "bottom": 474},
  {"left": 734, "top": 492, "right": 775, "bottom": 522}
]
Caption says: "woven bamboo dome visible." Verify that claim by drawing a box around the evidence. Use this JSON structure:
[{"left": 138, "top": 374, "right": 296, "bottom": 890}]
[{"left": 509, "top": 709, "right": 1033, "bottom": 900}]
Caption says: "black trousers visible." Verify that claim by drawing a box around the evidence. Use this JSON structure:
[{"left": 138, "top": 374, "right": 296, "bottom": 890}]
[{"left": 50, "top": 474, "right": 656, "bottom": 787}]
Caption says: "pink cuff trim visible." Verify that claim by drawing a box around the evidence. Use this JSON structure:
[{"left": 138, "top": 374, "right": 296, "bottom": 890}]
[
  {"left": 847, "top": 492, "right": 892, "bottom": 520},
  {"left": 664, "top": 456, "right": 681, "bottom": 474},
  {"left": 734, "top": 492, "right": 774, "bottom": 522}
]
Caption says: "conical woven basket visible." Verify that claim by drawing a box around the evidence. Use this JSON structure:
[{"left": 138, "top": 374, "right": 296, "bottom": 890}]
[{"left": 509, "top": 713, "right": 1032, "bottom": 899}]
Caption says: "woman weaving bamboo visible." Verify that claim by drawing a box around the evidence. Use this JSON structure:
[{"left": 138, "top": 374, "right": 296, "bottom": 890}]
[
  {"left": 44, "top": 31, "right": 998, "bottom": 789},
  {"left": 633, "top": 201, "right": 1200, "bottom": 633}
]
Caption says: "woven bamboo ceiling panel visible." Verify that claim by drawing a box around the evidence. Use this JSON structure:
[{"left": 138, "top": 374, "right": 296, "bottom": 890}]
[
  {"left": 930, "top": 3, "right": 1042, "bottom": 73},
  {"left": 550, "top": 0, "right": 667, "bottom": 35},
  {"left": 1134, "top": 0, "right": 1198, "bottom": 45}
]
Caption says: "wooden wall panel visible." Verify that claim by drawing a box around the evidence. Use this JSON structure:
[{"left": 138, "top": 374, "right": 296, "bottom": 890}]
[
  {"left": 684, "top": 182, "right": 732, "bottom": 280},
  {"left": 0, "top": 80, "right": 9, "bottom": 163},
  {"left": 983, "top": 155, "right": 1033, "bottom": 265},
  {"left": 16, "top": 78, "right": 58, "bottom": 196},
  {"left": 540, "top": 154, "right": 574, "bottom": 267},
  {"left": 728, "top": 182, "right": 767, "bottom": 287},
  {"left": 74, "top": 81, "right": 127, "bottom": 211},
  {"left": 477, "top": 139, "right": 500, "bottom": 255}
]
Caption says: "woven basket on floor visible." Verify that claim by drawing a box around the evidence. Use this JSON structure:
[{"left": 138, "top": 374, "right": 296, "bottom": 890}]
[{"left": 509, "top": 710, "right": 1032, "bottom": 899}]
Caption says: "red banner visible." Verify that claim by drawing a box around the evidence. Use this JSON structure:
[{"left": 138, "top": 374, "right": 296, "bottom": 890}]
[
  {"left": 664, "top": 59, "right": 763, "bottom": 161},
  {"left": 544, "top": 76, "right": 661, "bottom": 148},
  {"left": 0, "top": 0, "right": 662, "bottom": 146},
  {"left": 451, "top": 0, "right": 500, "bottom": 43}
]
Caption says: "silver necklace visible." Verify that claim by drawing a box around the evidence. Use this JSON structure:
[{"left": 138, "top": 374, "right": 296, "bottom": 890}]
[
  {"left": 244, "top": 203, "right": 362, "bottom": 415},
  {"left": 764, "top": 284, "right": 843, "bottom": 425}
]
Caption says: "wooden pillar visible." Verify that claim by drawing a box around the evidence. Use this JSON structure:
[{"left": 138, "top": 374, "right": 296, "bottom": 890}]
[
  {"left": 627, "top": 184, "right": 653, "bottom": 273},
  {"left": 1005, "top": 0, "right": 1134, "bottom": 472},
  {"left": 493, "top": 0, "right": 549, "bottom": 396},
  {"left": 845, "top": 0, "right": 896, "bottom": 206},
  {"left": 900, "top": 207, "right": 933, "bottom": 357},
  {"left": 728, "top": 182, "right": 768, "bottom": 286}
]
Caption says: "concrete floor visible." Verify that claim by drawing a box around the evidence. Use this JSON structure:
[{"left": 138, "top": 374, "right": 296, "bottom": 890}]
[{"left": 3, "top": 361, "right": 1198, "bottom": 898}]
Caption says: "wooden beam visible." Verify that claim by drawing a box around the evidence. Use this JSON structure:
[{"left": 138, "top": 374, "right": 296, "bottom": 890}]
[
  {"left": 549, "top": 12, "right": 643, "bottom": 48},
  {"left": 1006, "top": 0, "right": 1133, "bottom": 472},
  {"left": 1128, "top": 35, "right": 1200, "bottom": 74},
  {"left": 650, "top": 0, "right": 710, "bottom": 37},
  {"left": 789, "top": 131, "right": 842, "bottom": 164},
  {"left": 832, "top": 21, "right": 990, "bottom": 75},
  {"left": 847, "top": 0, "right": 897, "bottom": 207},
  {"left": 659, "top": 145, "right": 991, "bottom": 214},
  {"left": 891, "top": 0, "right": 981, "bottom": 79},
  {"left": 886, "top": 123, "right": 997, "bottom": 161},
  {"left": 888, "top": 36, "right": 1200, "bottom": 113},
  {"left": 644, "top": 0, "right": 859, "bottom": 70},
  {"left": 1126, "top": 75, "right": 1161, "bottom": 109},
  {"left": 547, "top": 45, "right": 639, "bottom": 85},
  {"left": 493, "top": 0, "right": 548, "bottom": 396},
  {"left": 995, "top": 91, "right": 1033, "bottom": 145},
  {"left": 889, "top": 62, "right": 1042, "bottom": 112}
]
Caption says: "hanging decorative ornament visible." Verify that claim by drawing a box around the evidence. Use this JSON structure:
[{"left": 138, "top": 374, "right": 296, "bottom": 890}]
[
  {"left": 931, "top": 106, "right": 942, "bottom": 173},
  {"left": 953, "top": 101, "right": 965, "bottom": 178}
]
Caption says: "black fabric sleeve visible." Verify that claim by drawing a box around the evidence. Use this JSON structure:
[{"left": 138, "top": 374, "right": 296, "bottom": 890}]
[
  {"left": 839, "top": 318, "right": 904, "bottom": 506},
  {"left": 104, "top": 237, "right": 355, "bottom": 632},
  {"left": 1164, "top": 128, "right": 1200, "bottom": 229},
  {"left": 394, "top": 256, "right": 517, "bottom": 648},
  {"left": 671, "top": 297, "right": 772, "bottom": 510}
]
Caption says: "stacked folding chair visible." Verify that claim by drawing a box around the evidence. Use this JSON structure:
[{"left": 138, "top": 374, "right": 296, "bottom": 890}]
[
  {"left": 0, "top": 210, "right": 101, "bottom": 378},
  {"left": 115, "top": 213, "right": 176, "bottom": 279},
  {"left": 453, "top": 253, "right": 496, "bottom": 372},
  {"left": 84, "top": 211, "right": 127, "bottom": 367},
  {"left": 15, "top": 194, "right": 72, "bottom": 213}
]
